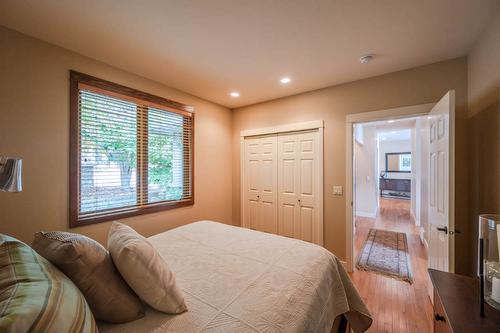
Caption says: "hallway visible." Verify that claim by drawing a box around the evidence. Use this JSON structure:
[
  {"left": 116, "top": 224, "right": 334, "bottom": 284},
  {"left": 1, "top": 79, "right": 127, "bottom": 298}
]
[{"left": 350, "top": 198, "right": 433, "bottom": 333}]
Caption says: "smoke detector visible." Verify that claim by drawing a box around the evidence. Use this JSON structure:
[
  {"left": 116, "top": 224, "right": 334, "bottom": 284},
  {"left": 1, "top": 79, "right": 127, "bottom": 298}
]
[{"left": 359, "top": 54, "right": 374, "bottom": 64}]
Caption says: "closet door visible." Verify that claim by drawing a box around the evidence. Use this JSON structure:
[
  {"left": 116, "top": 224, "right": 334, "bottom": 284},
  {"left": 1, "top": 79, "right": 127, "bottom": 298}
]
[
  {"left": 277, "top": 134, "right": 299, "bottom": 238},
  {"left": 244, "top": 136, "right": 278, "bottom": 234},
  {"left": 278, "top": 130, "right": 320, "bottom": 244}
]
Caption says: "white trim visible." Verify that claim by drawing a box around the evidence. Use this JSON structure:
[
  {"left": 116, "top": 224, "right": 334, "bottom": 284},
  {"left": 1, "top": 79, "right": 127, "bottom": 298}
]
[
  {"left": 420, "top": 227, "right": 428, "bottom": 248},
  {"left": 318, "top": 127, "right": 324, "bottom": 246},
  {"left": 410, "top": 210, "right": 420, "bottom": 226},
  {"left": 355, "top": 211, "right": 377, "bottom": 219},
  {"left": 345, "top": 103, "right": 436, "bottom": 273},
  {"left": 448, "top": 91, "right": 456, "bottom": 273},
  {"left": 240, "top": 137, "right": 246, "bottom": 228},
  {"left": 240, "top": 120, "right": 324, "bottom": 137},
  {"left": 345, "top": 121, "right": 354, "bottom": 272},
  {"left": 346, "top": 103, "right": 435, "bottom": 123},
  {"left": 240, "top": 121, "right": 324, "bottom": 247}
]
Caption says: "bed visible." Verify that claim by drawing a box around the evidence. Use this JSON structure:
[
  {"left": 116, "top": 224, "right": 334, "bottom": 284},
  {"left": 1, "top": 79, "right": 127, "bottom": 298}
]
[{"left": 98, "top": 221, "right": 372, "bottom": 333}]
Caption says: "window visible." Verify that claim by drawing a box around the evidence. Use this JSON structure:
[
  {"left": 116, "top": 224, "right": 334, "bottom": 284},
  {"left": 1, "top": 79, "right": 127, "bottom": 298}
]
[
  {"left": 398, "top": 154, "right": 412, "bottom": 172},
  {"left": 70, "top": 71, "right": 194, "bottom": 227}
]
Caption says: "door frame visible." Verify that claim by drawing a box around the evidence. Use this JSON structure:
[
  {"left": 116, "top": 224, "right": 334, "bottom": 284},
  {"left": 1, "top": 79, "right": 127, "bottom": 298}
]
[
  {"left": 345, "top": 103, "right": 438, "bottom": 272},
  {"left": 240, "top": 120, "right": 324, "bottom": 245}
]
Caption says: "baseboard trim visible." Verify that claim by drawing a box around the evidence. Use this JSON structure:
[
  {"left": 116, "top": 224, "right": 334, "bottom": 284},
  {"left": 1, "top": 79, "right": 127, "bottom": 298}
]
[
  {"left": 355, "top": 211, "right": 377, "bottom": 218},
  {"left": 339, "top": 260, "right": 348, "bottom": 271},
  {"left": 420, "top": 227, "right": 428, "bottom": 249},
  {"left": 410, "top": 211, "right": 420, "bottom": 226}
]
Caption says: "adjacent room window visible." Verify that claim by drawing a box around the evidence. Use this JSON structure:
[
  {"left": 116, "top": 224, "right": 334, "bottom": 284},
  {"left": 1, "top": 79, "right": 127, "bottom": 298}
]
[
  {"left": 398, "top": 153, "right": 412, "bottom": 172},
  {"left": 385, "top": 152, "right": 411, "bottom": 173},
  {"left": 70, "top": 71, "right": 194, "bottom": 227}
]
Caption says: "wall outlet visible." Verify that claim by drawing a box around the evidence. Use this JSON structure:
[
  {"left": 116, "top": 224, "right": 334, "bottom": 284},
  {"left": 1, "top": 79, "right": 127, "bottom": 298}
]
[{"left": 333, "top": 186, "right": 343, "bottom": 196}]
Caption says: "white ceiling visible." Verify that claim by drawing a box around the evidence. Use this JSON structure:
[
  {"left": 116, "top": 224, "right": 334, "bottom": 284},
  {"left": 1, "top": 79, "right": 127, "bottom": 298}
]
[
  {"left": 0, "top": 1, "right": 498, "bottom": 108},
  {"left": 375, "top": 118, "right": 416, "bottom": 141},
  {"left": 378, "top": 129, "right": 411, "bottom": 142}
]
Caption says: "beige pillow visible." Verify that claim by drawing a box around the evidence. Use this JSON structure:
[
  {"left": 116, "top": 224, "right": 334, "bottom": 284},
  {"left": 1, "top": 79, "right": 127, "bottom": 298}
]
[
  {"left": 32, "top": 231, "right": 145, "bottom": 323},
  {"left": 107, "top": 222, "right": 187, "bottom": 314}
]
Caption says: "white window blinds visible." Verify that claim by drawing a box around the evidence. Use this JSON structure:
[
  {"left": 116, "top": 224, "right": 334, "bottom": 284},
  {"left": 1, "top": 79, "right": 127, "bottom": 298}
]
[{"left": 70, "top": 71, "right": 194, "bottom": 226}]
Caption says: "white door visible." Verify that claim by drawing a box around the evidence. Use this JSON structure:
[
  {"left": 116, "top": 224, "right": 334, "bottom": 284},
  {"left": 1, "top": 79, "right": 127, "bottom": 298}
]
[
  {"left": 277, "top": 130, "right": 322, "bottom": 245},
  {"left": 427, "top": 90, "right": 455, "bottom": 273},
  {"left": 277, "top": 133, "right": 299, "bottom": 238},
  {"left": 244, "top": 136, "right": 278, "bottom": 234}
]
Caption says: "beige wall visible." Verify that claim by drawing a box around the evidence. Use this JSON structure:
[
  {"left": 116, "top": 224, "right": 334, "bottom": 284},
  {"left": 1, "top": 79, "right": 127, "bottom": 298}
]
[
  {"left": 232, "top": 57, "right": 472, "bottom": 274},
  {"left": 2, "top": 21, "right": 491, "bottom": 276},
  {"left": 0, "top": 26, "right": 233, "bottom": 245},
  {"left": 468, "top": 9, "right": 500, "bottom": 274}
]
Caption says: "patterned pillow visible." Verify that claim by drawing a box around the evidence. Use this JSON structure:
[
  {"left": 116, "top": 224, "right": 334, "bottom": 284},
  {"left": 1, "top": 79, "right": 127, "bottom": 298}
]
[
  {"left": 0, "top": 234, "right": 97, "bottom": 333},
  {"left": 32, "top": 231, "right": 145, "bottom": 323}
]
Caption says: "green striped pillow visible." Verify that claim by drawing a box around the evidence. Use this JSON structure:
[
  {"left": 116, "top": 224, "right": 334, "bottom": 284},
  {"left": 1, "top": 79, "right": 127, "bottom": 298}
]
[{"left": 0, "top": 234, "right": 97, "bottom": 333}]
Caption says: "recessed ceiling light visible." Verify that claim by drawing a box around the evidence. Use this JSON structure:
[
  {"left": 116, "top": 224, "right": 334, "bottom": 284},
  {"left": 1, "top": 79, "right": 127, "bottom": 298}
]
[
  {"left": 280, "top": 77, "right": 291, "bottom": 84},
  {"left": 391, "top": 131, "right": 397, "bottom": 134},
  {"left": 230, "top": 92, "right": 240, "bottom": 98},
  {"left": 388, "top": 120, "right": 395, "bottom": 123}
]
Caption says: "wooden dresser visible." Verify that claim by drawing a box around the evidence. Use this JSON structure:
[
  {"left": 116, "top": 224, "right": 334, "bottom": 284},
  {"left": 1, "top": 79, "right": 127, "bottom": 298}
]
[
  {"left": 429, "top": 269, "right": 500, "bottom": 333},
  {"left": 379, "top": 178, "right": 411, "bottom": 198}
]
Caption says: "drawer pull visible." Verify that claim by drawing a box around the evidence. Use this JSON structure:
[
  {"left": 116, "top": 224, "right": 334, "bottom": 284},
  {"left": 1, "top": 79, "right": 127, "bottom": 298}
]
[{"left": 434, "top": 313, "right": 446, "bottom": 322}]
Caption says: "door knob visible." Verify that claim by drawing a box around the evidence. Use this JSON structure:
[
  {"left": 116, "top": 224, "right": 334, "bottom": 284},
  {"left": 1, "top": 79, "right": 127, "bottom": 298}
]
[{"left": 436, "top": 226, "right": 448, "bottom": 234}]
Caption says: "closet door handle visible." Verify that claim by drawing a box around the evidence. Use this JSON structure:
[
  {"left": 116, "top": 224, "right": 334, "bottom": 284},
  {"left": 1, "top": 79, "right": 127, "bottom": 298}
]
[{"left": 257, "top": 195, "right": 260, "bottom": 200}]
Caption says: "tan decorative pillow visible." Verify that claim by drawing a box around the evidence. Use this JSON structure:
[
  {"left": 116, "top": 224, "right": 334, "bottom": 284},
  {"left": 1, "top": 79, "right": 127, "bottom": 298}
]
[
  {"left": 107, "top": 222, "right": 187, "bottom": 314},
  {"left": 0, "top": 234, "right": 97, "bottom": 333},
  {"left": 32, "top": 231, "right": 145, "bottom": 323}
]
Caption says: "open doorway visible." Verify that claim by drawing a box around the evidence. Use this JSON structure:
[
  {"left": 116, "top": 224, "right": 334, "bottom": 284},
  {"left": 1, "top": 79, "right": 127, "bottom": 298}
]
[
  {"left": 351, "top": 114, "right": 434, "bottom": 332},
  {"left": 346, "top": 91, "right": 456, "bottom": 332},
  {"left": 353, "top": 117, "right": 428, "bottom": 281}
]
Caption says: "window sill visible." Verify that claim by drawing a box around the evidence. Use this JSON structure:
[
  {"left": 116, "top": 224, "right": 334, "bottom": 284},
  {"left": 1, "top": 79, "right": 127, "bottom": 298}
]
[{"left": 70, "top": 199, "right": 194, "bottom": 228}]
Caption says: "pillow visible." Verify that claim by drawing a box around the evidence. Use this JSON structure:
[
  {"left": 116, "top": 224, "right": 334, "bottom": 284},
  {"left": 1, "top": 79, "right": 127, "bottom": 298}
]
[
  {"left": 0, "top": 234, "right": 97, "bottom": 333},
  {"left": 107, "top": 222, "right": 187, "bottom": 314},
  {"left": 32, "top": 231, "right": 144, "bottom": 323}
]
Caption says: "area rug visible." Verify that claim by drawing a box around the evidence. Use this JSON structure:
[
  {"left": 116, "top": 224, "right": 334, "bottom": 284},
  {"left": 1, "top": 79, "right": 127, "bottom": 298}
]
[{"left": 356, "top": 228, "right": 413, "bottom": 284}]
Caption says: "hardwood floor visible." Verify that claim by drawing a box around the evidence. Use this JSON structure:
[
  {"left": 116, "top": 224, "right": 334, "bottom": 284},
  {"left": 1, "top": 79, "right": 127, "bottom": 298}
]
[{"left": 350, "top": 198, "right": 433, "bottom": 333}]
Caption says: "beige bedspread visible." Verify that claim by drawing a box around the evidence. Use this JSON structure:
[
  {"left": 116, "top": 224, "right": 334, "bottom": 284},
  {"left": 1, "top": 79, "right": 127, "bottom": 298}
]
[{"left": 98, "top": 221, "right": 372, "bottom": 333}]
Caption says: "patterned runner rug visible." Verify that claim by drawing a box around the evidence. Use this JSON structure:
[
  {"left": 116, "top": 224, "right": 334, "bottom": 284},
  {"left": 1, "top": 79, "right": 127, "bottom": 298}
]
[{"left": 356, "top": 228, "right": 413, "bottom": 284}]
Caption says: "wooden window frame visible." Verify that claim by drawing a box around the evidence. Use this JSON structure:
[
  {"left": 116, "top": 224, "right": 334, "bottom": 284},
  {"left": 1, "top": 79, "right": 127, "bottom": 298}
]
[{"left": 69, "top": 71, "right": 194, "bottom": 228}]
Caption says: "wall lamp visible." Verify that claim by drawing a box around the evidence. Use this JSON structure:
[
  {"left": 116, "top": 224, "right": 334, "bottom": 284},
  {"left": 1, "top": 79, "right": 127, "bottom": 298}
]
[{"left": 0, "top": 157, "right": 22, "bottom": 192}]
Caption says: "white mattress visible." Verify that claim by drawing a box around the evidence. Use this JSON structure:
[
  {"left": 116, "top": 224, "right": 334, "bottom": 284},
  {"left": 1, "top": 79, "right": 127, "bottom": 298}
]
[{"left": 98, "top": 221, "right": 371, "bottom": 333}]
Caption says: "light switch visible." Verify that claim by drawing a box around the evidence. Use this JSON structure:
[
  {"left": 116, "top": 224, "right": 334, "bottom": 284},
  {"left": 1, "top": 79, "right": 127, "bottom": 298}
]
[{"left": 333, "top": 186, "right": 343, "bottom": 196}]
